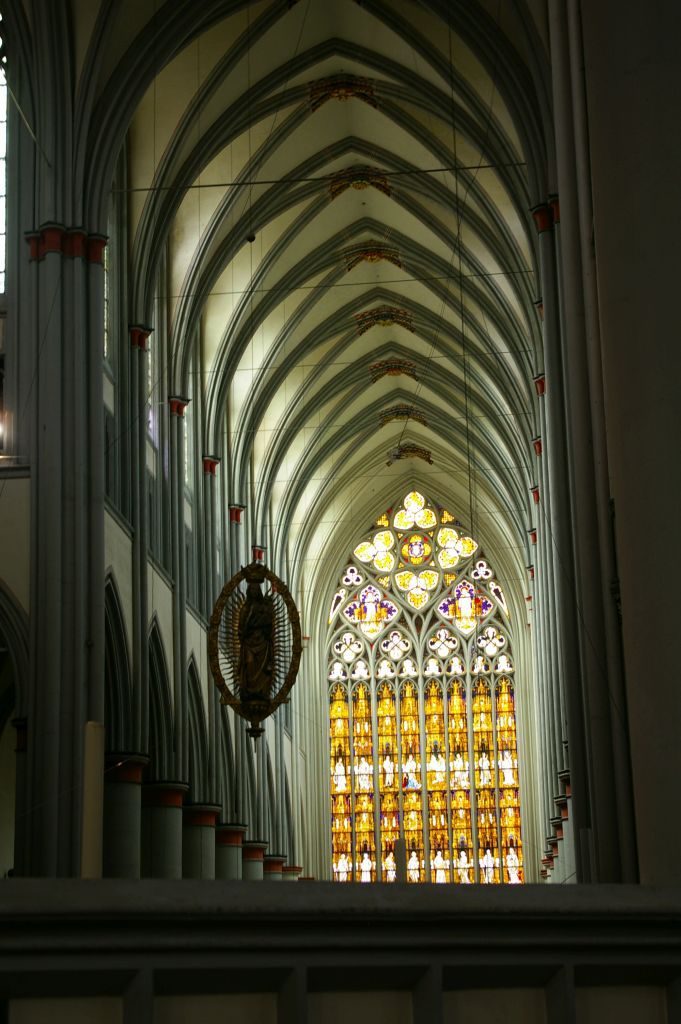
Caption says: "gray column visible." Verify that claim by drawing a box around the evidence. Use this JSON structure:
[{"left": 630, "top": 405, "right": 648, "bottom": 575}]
[
  {"left": 263, "top": 853, "right": 286, "bottom": 881},
  {"left": 141, "top": 782, "right": 187, "bottom": 880},
  {"left": 169, "top": 398, "right": 189, "bottom": 783},
  {"left": 215, "top": 823, "right": 247, "bottom": 880},
  {"left": 203, "top": 457, "right": 221, "bottom": 808},
  {"left": 182, "top": 805, "right": 220, "bottom": 880},
  {"left": 531, "top": 204, "right": 589, "bottom": 882},
  {"left": 102, "top": 756, "right": 147, "bottom": 879},
  {"left": 242, "top": 839, "right": 267, "bottom": 880}
]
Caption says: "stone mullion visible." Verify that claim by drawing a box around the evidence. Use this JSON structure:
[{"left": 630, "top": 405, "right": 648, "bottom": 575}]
[
  {"left": 369, "top": 644, "right": 380, "bottom": 881},
  {"left": 466, "top": 646, "right": 479, "bottom": 883},
  {"left": 418, "top": 674, "right": 430, "bottom": 882}
]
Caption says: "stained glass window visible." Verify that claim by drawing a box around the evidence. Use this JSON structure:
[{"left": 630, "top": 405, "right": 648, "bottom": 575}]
[{"left": 327, "top": 490, "right": 523, "bottom": 883}]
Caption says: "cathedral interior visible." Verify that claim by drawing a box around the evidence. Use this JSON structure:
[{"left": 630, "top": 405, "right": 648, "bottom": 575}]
[{"left": 0, "top": 1, "right": 680, "bottom": 1022}]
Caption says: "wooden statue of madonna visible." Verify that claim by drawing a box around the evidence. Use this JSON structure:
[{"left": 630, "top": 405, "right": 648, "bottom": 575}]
[{"left": 208, "top": 562, "right": 302, "bottom": 738}]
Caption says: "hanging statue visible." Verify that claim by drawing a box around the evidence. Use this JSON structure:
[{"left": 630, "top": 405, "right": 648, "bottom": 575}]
[
  {"left": 238, "top": 579, "right": 275, "bottom": 701},
  {"left": 208, "top": 562, "right": 302, "bottom": 738}
]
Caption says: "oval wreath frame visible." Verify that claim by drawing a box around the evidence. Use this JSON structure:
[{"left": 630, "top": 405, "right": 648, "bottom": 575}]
[{"left": 207, "top": 562, "right": 302, "bottom": 731}]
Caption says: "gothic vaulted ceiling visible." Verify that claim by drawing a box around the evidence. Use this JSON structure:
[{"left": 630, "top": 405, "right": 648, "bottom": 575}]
[{"left": 119, "top": 0, "right": 551, "bottom": 629}]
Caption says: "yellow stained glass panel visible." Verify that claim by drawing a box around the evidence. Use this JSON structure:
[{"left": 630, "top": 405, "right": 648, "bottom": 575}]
[
  {"left": 395, "top": 570, "right": 416, "bottom": 591},
  {"left": 458, "top": 536, "right": 478, "bottom": 557},
  {"left": 407, "top": 588, "right": 428, "bottom": 609},
  {"left": 404, "top": 491, "right": 425, "bottom": 511},
  {"left": 393, "top": 508, "right": 414, "bottom": 530},
  {"left": 438, "top": 549, "right": 459, "bottom": 569},
  {"left": 354, "top": 541, "right": 375, "bottom": 563},
  {"left": 373, "top": 530, "right": 394, "bottom": 551},
  {"left": 419, "top": 569, "right": 439, "bottom": 590},
  {"left": 415, "top": 507, "right": 437, "bottom": 528},
  {"left": 374, "top": 551, "right": 395, "bottom": 572}
]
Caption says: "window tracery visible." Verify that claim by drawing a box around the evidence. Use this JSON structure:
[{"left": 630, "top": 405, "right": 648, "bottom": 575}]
[{"left": 327, "top": 490, "right": 523, "bottom": 884}]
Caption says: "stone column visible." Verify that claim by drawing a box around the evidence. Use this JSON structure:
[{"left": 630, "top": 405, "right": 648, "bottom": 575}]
[
  {"left": 182, "top": 805, "right": 220, "bottom": 879},
  {"left": 242, "top": 839, "right": 267, "bottom": 880},
  {"left": 141, "top": 782, "right": 188, "bottom": 879},
  {"left": 102, "top": 755, "right": 148, "bottom": 879},
  {"left": 203, "top": 456, "right": 221, "bottom": 809},
  {"left": 129, "top": 327, "right": 151, "bottom": 760},
  {"left": 169, "top": 397, "right": 190, "bottom": 783},
  {"left": 263, "top": 853, "right": 286, "bottom": 881},
  {"left": 282, "top": 864, "right": 302, "bottom": 882},
  {"left": 215, "top": 823, "right": 247, "bottom": 880}
]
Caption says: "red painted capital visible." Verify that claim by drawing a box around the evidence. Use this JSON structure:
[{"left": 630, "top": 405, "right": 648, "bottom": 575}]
[
  {"left": 531, "top": 485, "right": 540, "bottom": 505},
  {"left": 532, "top": 437, "right": 543, "bottom": 457},
  {"left": 141, "top": 784, "right": 187, "bottom": 808},
  {"left": 229, "top": 505, "right": 245, "bottom": 524},
  {"left": 130, "top": 326, "right": 151, "bottom": 351},
  {"left": 202, "top": 455, "right": 220, "bottom": 476},
  {"left": 533, "top": 374, "right": 546, "bottom": 397},
  {"left": 87, "top": 235, "right": 108, "bottom": 264},
  {"left": 252, "top": 545, "right": 266, "bottom": 562},
  {"left": 531, "top": 204, "right": 553, "bottom": 234},
  {"left": 529, "top": 528, "right": 537, "bottom": 545},
  {"left": 169, "top": 396, "right": 190, "bottom": 417}
]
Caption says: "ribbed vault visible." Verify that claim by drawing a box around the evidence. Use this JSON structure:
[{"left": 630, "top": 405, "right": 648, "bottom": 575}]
[{"left": 117, "top": 0, "right": 551, "bottom": 804}]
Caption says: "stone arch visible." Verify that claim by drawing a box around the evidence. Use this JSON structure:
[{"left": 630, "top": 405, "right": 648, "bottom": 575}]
[
  {"left": 187, "top": 659, "right": 209, "bottom": 805},
  {"left": 104, "top": 574, "right": 132, "bottom": 753},
  {"left": 218, "top": 704, "right": 235, "bottom": 822},
  {"left": 148, "top": 620, "right": 173, "bottom": 781}
]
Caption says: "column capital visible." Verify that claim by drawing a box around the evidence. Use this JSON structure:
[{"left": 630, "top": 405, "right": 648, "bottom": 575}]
[
  {"left": 141, "top": 781, "right": 188, "bottom": 808},
  {"left": 533, "top": 298, "right": 544, "bottom": 321},
  {"left": 533, "top": 373, "right": 546, "bottom": 396},
  {"left": 252, "top": 545, "right": 266, "bottom": 562},
  {"left": 202, "top": 455, "right": 221, "bottom": 475},
  {"left": 184, "top": 804, "right": 220, "bottom": 828},
  {"left": 130, "top": 326, "right": 152, "bottom": 351},
  {"left": 169, "top": 396, "right": 190, "bottom": 417},
  {"left": 528, "top": 528, "right": 537, "bottom": 545},
  {"left": 531, "top": 203, "right": 553, "bottom": 234},
  {"left": 242, "top": 839, "right": 268, "bottom": 861},
  {"left": 106, "top": 753, "right": 149, "bottom": 785},
  {"left": 25, "top": 224, "right": 108, "bottom": 262},
  {"left": 530, "top": 485, "right": 540, "bottom": 505},
  {"left": 229, "top": 504, "right": 246, "bottom": 524},
  {"left": 527, "top": 564, "right": 535, "bottom": 580},
  {"left": 532, "top": 436, "right": 543, "bottom": 456},
  {"left": 216, "top": 823, "right": 248, "bottom": 846}
]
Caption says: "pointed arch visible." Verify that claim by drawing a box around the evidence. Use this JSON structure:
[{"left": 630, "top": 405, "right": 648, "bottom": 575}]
[
  {"left": 148, "top": 619, "right": 173, "bottom": 781},
  {"left": 104, "top": 574, "right": 132, "bottom": 753},
  {"left": 0, "top": 581, "right": 28, "bottom": 722},
  {"left": 218, "top": 704, "right": 235, "bottom": 822},
  {"left": 187, "top": 658, "right": 209, "bottom": 805},
  {"left": 283, "top": 767, "right": 293, "bottom": 864}
]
